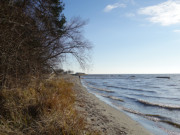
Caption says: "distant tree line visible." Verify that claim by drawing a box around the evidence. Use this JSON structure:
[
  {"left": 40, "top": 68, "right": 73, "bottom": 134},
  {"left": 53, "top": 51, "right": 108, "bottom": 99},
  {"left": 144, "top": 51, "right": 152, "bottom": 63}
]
[
  {"left": 54, "top": 68, "right": 74, "bottom": 74},
  {"left": 0, "top": 0, "right": 91, "bottom": 88}
]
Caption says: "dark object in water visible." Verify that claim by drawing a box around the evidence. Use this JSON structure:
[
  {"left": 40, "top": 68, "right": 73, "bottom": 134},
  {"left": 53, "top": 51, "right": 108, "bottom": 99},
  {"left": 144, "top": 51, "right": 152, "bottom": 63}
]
[{"left": 156, "top": 77, "right": 170, "bottom": 79}]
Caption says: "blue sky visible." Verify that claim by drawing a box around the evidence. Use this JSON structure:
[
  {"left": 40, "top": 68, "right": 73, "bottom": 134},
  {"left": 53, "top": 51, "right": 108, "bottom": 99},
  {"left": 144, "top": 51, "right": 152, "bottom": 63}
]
[{"left": 63, "top": 0, "right": 180, "bottom": 74}]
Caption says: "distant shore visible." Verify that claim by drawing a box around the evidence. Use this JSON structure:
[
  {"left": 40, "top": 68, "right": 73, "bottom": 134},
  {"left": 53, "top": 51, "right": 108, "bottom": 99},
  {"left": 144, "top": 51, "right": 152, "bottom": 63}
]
[{"left": 64, "top": 75, "right": 152, "bottom": 135}]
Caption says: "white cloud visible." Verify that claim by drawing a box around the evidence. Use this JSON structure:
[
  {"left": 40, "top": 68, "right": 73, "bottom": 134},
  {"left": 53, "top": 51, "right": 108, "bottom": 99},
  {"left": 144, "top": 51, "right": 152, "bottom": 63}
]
[
  {"left": 173, "top": 29, "right": 180, "bottom": 32},
  {"left": 138, "top": 0, "right": 180, "bottom": 26},
  {"left": 104, "top": 3, "right": 126, "bottom": 12}
]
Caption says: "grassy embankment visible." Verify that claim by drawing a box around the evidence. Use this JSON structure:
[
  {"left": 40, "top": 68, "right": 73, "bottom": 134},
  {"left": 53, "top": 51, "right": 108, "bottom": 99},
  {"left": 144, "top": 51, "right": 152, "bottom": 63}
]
[{"left": 0, "top": 77, "right": 99, "bottom": 135}]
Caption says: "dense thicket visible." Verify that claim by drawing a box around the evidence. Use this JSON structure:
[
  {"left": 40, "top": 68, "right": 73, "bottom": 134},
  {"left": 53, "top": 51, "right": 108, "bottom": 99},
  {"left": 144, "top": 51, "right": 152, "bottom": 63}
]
[{"left": 0, "top": 0, "right": 91, "bottom": 88}]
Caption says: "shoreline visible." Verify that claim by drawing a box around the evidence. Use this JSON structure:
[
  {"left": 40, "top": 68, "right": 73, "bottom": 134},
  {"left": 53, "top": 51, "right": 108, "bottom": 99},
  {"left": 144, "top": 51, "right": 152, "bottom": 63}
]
[{"left": 66, "top": 75, "right": 153, "bottom": 135}]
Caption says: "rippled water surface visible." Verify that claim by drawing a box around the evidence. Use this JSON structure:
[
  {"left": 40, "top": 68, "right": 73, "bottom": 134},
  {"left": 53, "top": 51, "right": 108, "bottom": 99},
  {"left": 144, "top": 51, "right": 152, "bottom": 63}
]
[{"left": 81, "top": 74, "right": 180, "bottom": 135}]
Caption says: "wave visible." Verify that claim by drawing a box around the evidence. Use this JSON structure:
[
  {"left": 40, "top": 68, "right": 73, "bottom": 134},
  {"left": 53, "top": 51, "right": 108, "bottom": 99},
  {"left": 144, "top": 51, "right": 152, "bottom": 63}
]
[
  {"left": 137, "top": 99, "right": 180, "bottom": 110},
  {"left": 85, "top": 84, "right": 115, "bottom": 93},
  {"left": 162, "top": 120, "right": 180, "bottom": 129},
  {"left": 101, "top": 95, "right": 124, "bottom": 102},
  {"left": 151, "top": 86, "right": 160, "bottom": 88},
  {"left": 106, "top": 85, "right": 156, "bottom": 93},
  {"left": 82, "top": 81, "right": 115, "bottom": 93},
  {"left": 167, "top": 84, "right": 177, "bottom": 87},
  {"left": 114, "top": 105, "right": 170, "bottom": 122},
  {"left": 122, "top": 107, "right": 180, "bottom": 129},
  {"left": 122, "top": 108, "right": 164, "bottom": 122},
  {"left": 106, "top": 85, "right": 120, "bottom": 88},
  {"left": 120, "top": 95, "right": 136, "bottom": 101},
  {"left": 86, "top": 81, "right": 98, "bottom": 86},
  {"left": 127, "top": 93, "right": 180, "bottom": 101}
]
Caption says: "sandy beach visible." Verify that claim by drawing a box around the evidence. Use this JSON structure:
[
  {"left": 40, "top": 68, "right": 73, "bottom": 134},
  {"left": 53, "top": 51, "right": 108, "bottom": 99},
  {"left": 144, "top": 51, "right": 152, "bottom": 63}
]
[{"left": 64, "top": 75, "right": 153, "bottom": 135}]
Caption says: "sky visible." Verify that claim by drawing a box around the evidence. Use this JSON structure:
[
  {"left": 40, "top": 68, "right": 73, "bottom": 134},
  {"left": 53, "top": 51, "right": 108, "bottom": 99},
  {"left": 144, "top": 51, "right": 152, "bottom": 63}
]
[{"left": 63, "top": 0, "right": 180, "bottom": 74}]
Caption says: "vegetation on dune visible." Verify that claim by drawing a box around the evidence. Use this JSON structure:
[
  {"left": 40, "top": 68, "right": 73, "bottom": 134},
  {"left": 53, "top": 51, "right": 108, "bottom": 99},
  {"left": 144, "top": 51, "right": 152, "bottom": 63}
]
[
  {"left": 0, "top": 78, "right": 99, "bottom": 135},
  {"left": 0, "top": 0, "right": 96, "bottom": 134}
]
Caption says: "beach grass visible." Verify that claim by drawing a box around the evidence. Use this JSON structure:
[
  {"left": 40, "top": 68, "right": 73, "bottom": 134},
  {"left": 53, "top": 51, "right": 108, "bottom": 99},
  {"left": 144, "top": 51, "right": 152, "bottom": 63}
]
[{"left": 0, "top": 77, "right": 100, "bottom": 135}]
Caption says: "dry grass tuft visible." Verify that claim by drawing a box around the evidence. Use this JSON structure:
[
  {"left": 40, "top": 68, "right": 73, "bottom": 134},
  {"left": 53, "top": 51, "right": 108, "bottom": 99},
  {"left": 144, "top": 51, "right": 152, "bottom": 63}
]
[{"left": 0, "top": 78, "right": 100, "bottom": 135}]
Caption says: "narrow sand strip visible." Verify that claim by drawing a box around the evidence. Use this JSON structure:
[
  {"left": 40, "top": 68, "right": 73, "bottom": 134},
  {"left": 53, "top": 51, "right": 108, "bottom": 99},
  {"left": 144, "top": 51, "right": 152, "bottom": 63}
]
[{"left": 64, "top": 75, "right": 153, "bottom": 135}]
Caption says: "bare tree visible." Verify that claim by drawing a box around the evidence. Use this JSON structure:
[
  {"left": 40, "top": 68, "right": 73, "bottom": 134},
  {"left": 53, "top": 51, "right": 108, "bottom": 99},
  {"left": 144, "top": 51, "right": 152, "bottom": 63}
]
[{"left": 0, "top": 0, "right": 91, "bottom": 88}]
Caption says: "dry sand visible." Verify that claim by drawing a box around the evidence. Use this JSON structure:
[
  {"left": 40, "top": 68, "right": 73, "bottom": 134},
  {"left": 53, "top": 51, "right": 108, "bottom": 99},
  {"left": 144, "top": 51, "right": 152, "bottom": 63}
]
[{"left": 63, "top": 75, "right": 153, "bottom": 135}]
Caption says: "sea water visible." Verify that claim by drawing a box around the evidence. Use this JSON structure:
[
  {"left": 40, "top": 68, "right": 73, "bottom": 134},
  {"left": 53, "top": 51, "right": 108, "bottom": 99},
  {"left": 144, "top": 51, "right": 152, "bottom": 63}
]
[{"left": 81, "top": 74, "right": 180, "bottom": 135}]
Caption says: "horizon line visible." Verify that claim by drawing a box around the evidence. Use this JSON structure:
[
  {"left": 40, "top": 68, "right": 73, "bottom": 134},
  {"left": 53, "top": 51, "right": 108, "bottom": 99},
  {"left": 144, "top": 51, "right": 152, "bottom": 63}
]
[{"left": 86, "top": 73, "right": 180, "bottom": 75}]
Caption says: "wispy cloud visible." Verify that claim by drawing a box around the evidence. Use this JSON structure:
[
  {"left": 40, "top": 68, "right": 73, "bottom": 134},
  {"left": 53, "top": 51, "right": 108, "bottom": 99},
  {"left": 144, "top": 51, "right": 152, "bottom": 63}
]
[
  {"left": 138, "top": 0, "right": 180, "bottom": 26},
  {"left": 104, "top": 3, "right": 126, "bottom": 12},
  {"left": 126, "top": 13, "right": 135, "bottom": 18},
  {"left": 173, "top": 29, "right": 180, "bottom": 33}
]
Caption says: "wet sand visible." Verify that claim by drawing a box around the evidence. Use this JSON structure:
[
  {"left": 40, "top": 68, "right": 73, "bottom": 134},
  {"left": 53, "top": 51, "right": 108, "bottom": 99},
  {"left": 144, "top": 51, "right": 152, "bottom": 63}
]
[{"left": 64, "top": 75, "right": 153, "bottom": 135}]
